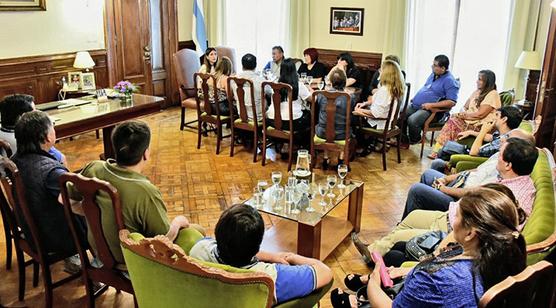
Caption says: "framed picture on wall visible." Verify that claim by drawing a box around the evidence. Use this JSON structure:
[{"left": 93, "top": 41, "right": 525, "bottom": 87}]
[
  {"left": 80, "top": 72, "right": 96, "bottom": 90},
  {"left": 330, "top": 7, "right": 364, "bottom": 36},
  {"left": 0, "top": 0, "right": 46, "bottom": 11},
  {"left": 67, "top": 72, "right": 81, "bottom": 91}
]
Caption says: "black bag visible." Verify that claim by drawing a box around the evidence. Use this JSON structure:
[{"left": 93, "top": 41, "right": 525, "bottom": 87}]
[
  {"left": 406, "top": 231, "right": 447, "bottom": 261},
  {"left": 437, "top": 141, "right": 468, "bottom": 161}
]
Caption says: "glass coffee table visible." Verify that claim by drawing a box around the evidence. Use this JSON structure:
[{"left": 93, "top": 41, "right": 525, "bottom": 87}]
[{"left": 245, "top": 178, "right": 364, "bottom": 260}]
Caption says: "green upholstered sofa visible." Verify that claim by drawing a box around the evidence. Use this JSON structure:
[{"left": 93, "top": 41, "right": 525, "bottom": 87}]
[{"left": 120, "top": 229, "right": 332, "bottom": 308}]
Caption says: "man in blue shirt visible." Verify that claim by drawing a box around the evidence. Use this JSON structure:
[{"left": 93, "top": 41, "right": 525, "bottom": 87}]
[{"left": 403, "top": 55, "right": 460, "bottom": 144}]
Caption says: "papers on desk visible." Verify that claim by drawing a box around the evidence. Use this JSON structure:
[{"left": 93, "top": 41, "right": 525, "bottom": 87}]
[{"left": 56, "top": 99, "right": 91, "bottom": 109}]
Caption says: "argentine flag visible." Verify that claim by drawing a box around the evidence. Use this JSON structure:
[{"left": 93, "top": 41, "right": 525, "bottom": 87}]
[{"left": 192, "top": 0, "right": 208, "bottom": 56}]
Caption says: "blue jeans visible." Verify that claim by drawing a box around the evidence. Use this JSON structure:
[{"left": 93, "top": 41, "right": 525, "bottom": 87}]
[
  {"left": 401, "top": 169, "right": 455, "bottom": 219},
  {"left": 430, "top": 159, "right": 448, "bottom": 173},
  {"left": 405, "top": 105, "right": 432, "bottom": 143}
]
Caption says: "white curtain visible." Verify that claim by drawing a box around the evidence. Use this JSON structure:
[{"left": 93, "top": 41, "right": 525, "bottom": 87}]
[
  {"left": 286, "top": 0, "right": 311, "bottom": 59},
  {"left": 382, "top": 0, "right": 408, "bottom": 68},
  {"left": 204, "top": 0, "right": 226, "bottom": 46}
]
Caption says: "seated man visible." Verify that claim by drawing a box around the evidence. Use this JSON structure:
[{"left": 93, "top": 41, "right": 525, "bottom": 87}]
[
  {"left": 402, "top": 135, "right": 537, "bottom": 218},
  {"left": 263, "top": 46, "right": 284, "bottom": 77},
  {"left": 431, "top": 105, "right": 523, "bottom": 171},
  {"left": 189, "top": 204, "right": 333, "bottom": 304},
  {"left": 68, "top": 121, "right": 197, "bottom": 266},
  {"left": 354, "top": 138, "right": 538, "bottom": 261},
  {"left": 11, "top": 111, "right": 85, "bottom": 257},
  {"left": 0, "top": 94, "right": 66, "bottom": 164},
  {"left": 402, "top": 55, "right": 460, "bottom": 145},
  {"left": 232, "top": 53, "right": 272, "bottom": 123}
]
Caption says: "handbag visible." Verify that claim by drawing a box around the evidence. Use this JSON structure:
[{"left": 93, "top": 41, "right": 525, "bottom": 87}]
[
  {"left": 437, "top": 140, "right": 468, "bottom": 161},
  {"left": 406, "top": 230, "right": 447, "bottom": 261}
]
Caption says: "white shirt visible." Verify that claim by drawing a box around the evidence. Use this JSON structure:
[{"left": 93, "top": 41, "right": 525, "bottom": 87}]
[
  {"left": 232, "top": 70, "right": 271, "bottom": 122},
  {"left": 464, "top": 153, "right": 499, "bottom": 188},
  {"left": 266, "top": 81, "right": 310, "bottom": 121},
  {"left": 367, "top": 86, "right": 397, "bottom": 130}
]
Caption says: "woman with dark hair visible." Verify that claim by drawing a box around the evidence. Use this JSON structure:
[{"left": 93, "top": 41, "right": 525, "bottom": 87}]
[
  {"left": 429, "top": 70, "right": 501, "bottom": 159},
  {"left": 199, "top": 47, "right": 218, "bottom": 74},
  {"left": 266, "top": 58, "right": 311, "bottom": 131},
  {"left": 297, "top": 48, "right": 328, "bottom": 83},
  {"left": 331, "top": 187, "right": 527, "bottom": 307},
  {"left": 327, "top": 52, "right": 361, "bottom": 88}
]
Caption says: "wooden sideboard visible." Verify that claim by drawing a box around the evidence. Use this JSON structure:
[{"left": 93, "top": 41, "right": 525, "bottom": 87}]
[{"left": 0, "top": 50, "right": 109, "bottom": 104}]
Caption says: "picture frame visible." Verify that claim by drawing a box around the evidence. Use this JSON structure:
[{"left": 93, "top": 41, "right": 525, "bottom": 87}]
[
  {"left": 67, "top": 72, "right": 82, "bottom": 91},
  {"left": 80, "top": 72, "right": 96, "bottom": 90},
  {"left": 330, "top": 7, "right": 364, "bottom": 36},
  {"left": 0, "top": 0, "right": 46, "bottom": 11}
]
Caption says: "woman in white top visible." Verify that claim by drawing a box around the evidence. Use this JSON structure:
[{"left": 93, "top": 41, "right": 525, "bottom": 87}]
[
  {"left": 266, "top": 58, "right": 311, "bottom": 132},
  {"left": 199, "top": 47, "right": 218, "bottom": 74},
  {"left": 353, "top": 60, "right": 404, "bottom": 129}
]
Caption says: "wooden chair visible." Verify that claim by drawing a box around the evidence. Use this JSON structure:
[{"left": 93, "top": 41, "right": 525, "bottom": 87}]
[
  {"left": 0, "top": 157, "right": 81, "bottom": 307},
  {"left": 310, "top": 90, "right": 354, "bottom": 170},
  {"left": 419, "top": 104, "right": 453, "bottom": 158},
  {"left": 59, "top": 173, "right": 134, "bottom": 307},
  {"left": 397, "top": 82, "right": 412, "bottom": 134},
  {"left": 479, "top": 260, "right": 555, "bottom": 308},
  {"left": 227, "top": 76, "right": 261, "bottom": 162},
  {"left": 174, "top": 48, "right": 201, "bottom": 130},
  {"left": 0, "top": 139, "right": 13, "bottom": 270},
  {"left": 215, "top": 46, "right": 238, "bottom": 74},
  {"left": 194, "top": 72, "right": 233, "bottom": 154},
  {"left": 261, "top": 81, "right": 299, "bottom": 171},
  {"left": 358, "top": 95, "right": 404, "bottom": 171}
]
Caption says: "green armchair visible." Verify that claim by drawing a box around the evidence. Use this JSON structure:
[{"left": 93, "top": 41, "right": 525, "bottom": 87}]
[{"left": 120, "top": 229, "right": 332, "bottom": 308}]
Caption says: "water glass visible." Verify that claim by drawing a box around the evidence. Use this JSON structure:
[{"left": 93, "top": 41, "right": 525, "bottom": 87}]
[
  {"left": 273, "top": 186, "right": 284, "bottom": 211},
  {"left": 327, "top": 175, "right": 337, "bottom": 199},
  {"left": 257, "top": 180, "right": 268, "bottom": 193},
  {"left": 307, "top": 76, "right": 313, "bottom": 86},
  {"left": 271, "top": 171, "right": 282, "bottom": 187},
  {"left": 305, "top": 183, "right": 316, "bottom": 212},
  {"left": 337, "top": 164, "right": 348, "bottom": 189},
  {"left": 318, "top": 81, "right": 325, "bottom": 90},
  {"left": 300, "top": 72, "right": 307, "bottom": 84},
  {"left": 253, "top": 187, "right": 264, "bottom": 208},
  {"left": 318, "top": 182, "right": 328, "bottom": 207},
  {"left": 287, "top": 176, "right": 297, "bottom": 188}
]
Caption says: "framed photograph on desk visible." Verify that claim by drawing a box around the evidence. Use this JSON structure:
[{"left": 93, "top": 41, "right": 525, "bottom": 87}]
[
  {"left": 80, "top": 72, "right": 96, "bottom": 90},
  {"left": 67, "top": 72, "right": 81, "bottom": 91},
  {"left": 330, "top": 7, "right": 364, "bottom": 36}
]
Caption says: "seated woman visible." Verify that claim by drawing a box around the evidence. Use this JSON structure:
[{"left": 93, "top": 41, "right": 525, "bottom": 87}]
[
  {"left": 363, "top": 55, "right": 406, "bottom": 102},
  {"left": 199, "top": 47, "right": 218, "bottom": 74},
  {"left": 352, "top": 60, "right": 404, "bottom": 154},
  {"left": 332, "top": 186, "right": 527, "bottom": 307},
  {"left": 266, "top": 58, "right": 311, "bottom": 132},
  {"left": 297, "top": 48, "right": 328, "bottom": 84},
  {"left": 198, "top": 56, "right": 234, "bottom": 116},
  {"left": 327, "top": 52, "right": 361, "bottom": 88},
  {"left": 429, "top": 70, "right": 501, "bottom": 159},
  {"left": 315, "top": 67, "right": 355, "bottom": 168}
]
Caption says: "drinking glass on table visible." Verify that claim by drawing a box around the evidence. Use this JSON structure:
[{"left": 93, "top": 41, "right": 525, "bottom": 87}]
[
  {"left": 253, "top": 187, "right": 264, "bottom": 208},
  {"left": 305, "top": 182, "right": 317, "bottom": 212},
  {"left": 318, "top": 182, "right": 328, "bottom": 207},
  {"left": 285, "top": 186, "right": 297, "bottom": 214},
  {"left": 273, "top": 186, "right": 284, "bottom": 211},
  {"left": 318, "top": 81, "right": 325, "bottom": 90},
  {"left": 326, "top": 175, "right": 337, "bottom": 199},
  {"left": 271, "top": 171, "right": 282, "bottom": 187},
  {"left": 300, "top": 72, "right": 307, "bottom": 84},
  {"left": 306, "top": 76, "right": 313, "bottom": 86},
  {"left": 337, "top": 164, "right": 348, "bottom": 189},
  {"left": 287, "top": 176, "right": 297, "bottom": 188}
]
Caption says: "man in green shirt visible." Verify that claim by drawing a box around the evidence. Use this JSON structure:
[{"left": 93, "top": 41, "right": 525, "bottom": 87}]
[{"left": 69, "top": 121, "right": 194, "bottom": 265}]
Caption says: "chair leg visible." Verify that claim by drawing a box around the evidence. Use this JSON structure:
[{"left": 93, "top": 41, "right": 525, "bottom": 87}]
[
  {"left": 4, "top": 223, "right": 11, "bottom": 270},
  {"left": 396, "top": 135, "right": 401, "bottom": 164},
  {"left": 85, "top": 278, "right": 95, "bottom": 308},
  {"left": 430, "top": 131, "right": 435, "bottom": 146},
  {"left": 230, "top": 126, "right": 235, "bottom": 157},
  {"left": 32, "top": 261, "right": 39, "bottom": 287},
  {"left": 16, "top": 249, "right": 25, "bottom": 301},
  {"left": 420, "top": 132, "right": 426, "bottom": 158},
  {"left": 216, "top": 124, "right": 222, "bottom": 155},
  {"left": 42, "top": 265, "right": 54, "bottom": 308},
  {"left": 261, "top": 134, "right": 267, "bottom": 166},
  {"left": 252, "top": 131, "right": 258, "bottom": 163},
  {"left": 287, "top": 140, "right": 294, "bottom": 171},
  {"left": 382, "top": 138, "right": 387, "bottom": 171},
  {"left": 197, "top": 120, "right": 202, "bottom": 150},
  {"left": 180, "top": 107, "right": 186, "bottom": 131},
  {"left": 95, "top": 130, "right": 100, "bottom": 139}
]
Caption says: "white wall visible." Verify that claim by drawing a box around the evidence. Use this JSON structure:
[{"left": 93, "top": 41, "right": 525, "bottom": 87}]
[{"left": 0, "top": 0, "right": 105, "bottom": 59}]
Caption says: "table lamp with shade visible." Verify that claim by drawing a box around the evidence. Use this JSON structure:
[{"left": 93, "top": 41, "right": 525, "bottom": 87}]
[
  {"left": 515, "top": 50, "right": 542, "bottom": 105},
  {"left": 73, "top": 51, "right": 95, "bottom": 72}
]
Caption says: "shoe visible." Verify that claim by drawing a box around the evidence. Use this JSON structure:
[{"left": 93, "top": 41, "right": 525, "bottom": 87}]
[
  {"left": 427, "top": 152, "right": 438, "bottom": 159},
  {"left": 64, "top": 255, "right": 81, "bottom": 275},
  {"left": 399, "top": 142, "right": 410, "bottom": 149},
  {"left": 351, "top": 233, "right": 374, "bottom": 267}
]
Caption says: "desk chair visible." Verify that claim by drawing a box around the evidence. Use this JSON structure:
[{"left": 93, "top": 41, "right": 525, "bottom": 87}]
[{"left": 174, "top": 49, "right": 201, "bottom": 130}]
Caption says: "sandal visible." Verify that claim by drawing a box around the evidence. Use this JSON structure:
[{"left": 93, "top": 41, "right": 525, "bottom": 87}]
[
  {"left": 344, "top": 273, "right": 368, "bottom": 292},
  {"left": 331, "top": 288, "right": 369, "bottom": 308},
  {"left": 427, "top": 152, "right": 438, "bottom": 159}
]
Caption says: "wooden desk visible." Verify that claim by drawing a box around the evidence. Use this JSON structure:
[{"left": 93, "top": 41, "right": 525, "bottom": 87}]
[{"left": 48, "top": 94, "right": 164, "bottom": 158}]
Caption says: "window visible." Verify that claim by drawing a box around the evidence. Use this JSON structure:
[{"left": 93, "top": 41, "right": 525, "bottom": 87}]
[
  {"left": 224, "top": 0, "right": 289, "bottom": 71},
  {"left": 406, "top": 0, "right": 512, "bottom": 108}
]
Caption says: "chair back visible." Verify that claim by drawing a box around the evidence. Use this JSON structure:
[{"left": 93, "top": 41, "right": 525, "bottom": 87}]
[
  {"left": 261, "top": 81, "right": 294, "bottom": 137},
  {"left": 215, "top": 46, "right": 238, "bottom": 74},
  {"left": 291, "top": 58, "right": 303, "bottom": 71},
  {"left": 59, "top": 173, "right": 124, "bottom": 271},
  {"left": 120, "top": 231, "right": 274, "bottom": 308},
  {"left": 174, "top": 49, "right": 201, "bottom": 99},
  {"left": 0, "top": 139, "right": 12, "bottom": 158},
  {"left": 500, "top": 89, "right": 516, "bottom": 107},
  {"left": 479, "top": 260, "right": 555, "bottom": 308},
  {"left": 310, "top": 90, "right": 352, "bottom": 144},
  {"left": 194, "top": 72, "right": 221, "bottom": 118},
  {"left": 227, "top": 76, "right": 257, "bottom": 127},
  {"left": 399, "top": 82, "right": 411, "bottom": 119},
  {"left": 0, "top": 157, "right": 45, "bottom": 260}
]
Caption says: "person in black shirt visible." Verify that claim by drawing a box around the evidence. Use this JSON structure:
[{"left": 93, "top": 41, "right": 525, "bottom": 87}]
[
  {"left": 327, "top": 52, "right": 361, "bottom": 88},
  {"left": 297, "top": 48, "right": 328, "bottom": 84}
]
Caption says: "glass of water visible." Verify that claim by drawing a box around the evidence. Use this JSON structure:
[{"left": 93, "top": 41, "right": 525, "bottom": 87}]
[
  {"left": 318, "top": 182, "right": 328, "bottom": 207},
  {"left": 327, "top": 175, "right": 337, "bottom": 200},
  {"left": 337, "top": 164, "right": 348, "bottom": 189},
  {"left": 305, "top": 182, "right": 316, "bottom": 212},
  {"left": 273, "top": 186, "right": 284, "bottom": 211},
  {"left": 271, "top": 171, "right": 282, "bottom": 188},
  {"left": 306, "top": 75, "right": 313, "bottom": 86},
  {"left": 318, "top": 81, "right": 325, "bottom": 90},
  {"left": 300, "top": 72, "right": 307, "bottom": 84}
]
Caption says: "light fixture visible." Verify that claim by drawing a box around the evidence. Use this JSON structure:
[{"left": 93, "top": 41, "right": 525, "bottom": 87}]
[
  {"left": 515, "top": 50, "right": 542, "bottom": 70},
  {"left": 73, "top": 51, "right": 95, "bottom": 71}
]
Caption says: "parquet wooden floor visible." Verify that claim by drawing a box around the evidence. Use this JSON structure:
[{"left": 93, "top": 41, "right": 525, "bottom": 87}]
[{"left": 0, "top": 107, "right": 433, "bottom": 307}]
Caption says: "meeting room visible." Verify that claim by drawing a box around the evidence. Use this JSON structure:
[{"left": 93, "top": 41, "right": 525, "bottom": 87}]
[{"left": 1, "top": 0, "right": 556, "bottom": 307}]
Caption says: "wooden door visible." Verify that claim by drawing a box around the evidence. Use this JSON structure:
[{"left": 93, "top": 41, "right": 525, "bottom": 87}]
[
  {"left": 535, "top": 9, "right": 556, "bottom": 151},
  {"left": 106, "top": 0, "right": 153, "bottom": 94}
]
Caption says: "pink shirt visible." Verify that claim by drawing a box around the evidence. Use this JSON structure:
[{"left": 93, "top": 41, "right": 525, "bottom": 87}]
[{"left": 448, "top": 175, "right": 536, "bottom": 231}]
